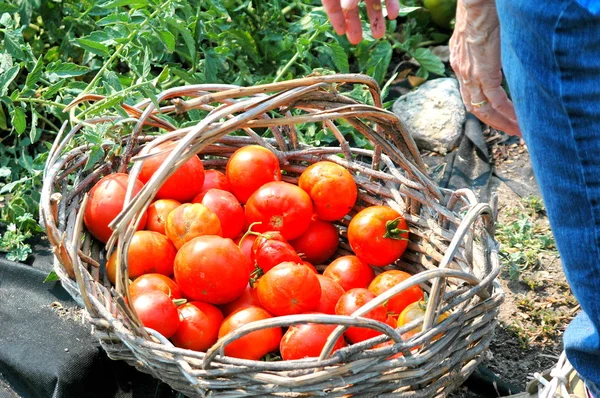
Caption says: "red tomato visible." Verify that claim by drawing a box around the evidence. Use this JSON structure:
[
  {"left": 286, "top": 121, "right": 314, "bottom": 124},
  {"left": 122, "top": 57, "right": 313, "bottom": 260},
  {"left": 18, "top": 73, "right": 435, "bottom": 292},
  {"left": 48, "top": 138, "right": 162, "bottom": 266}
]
[
  {"left": 219, "top": 283, "right": 262, "bottom": 317},
  {"left": 129, "top": 273, "right": 183, "bottom": 299},
  {"left": 145, "top": 199, "right": 181, "bottom": 235},
  {"left": 171, "top": 302, "right": 224, "bottom": 352},
  {"left": 226, "top": 145, "right": 282, "bottom": 204},
  {"left": 298, "top": 161, "right": 357, "bottom": 221},
  {"left": 301, "top": 261, "right": 319, "bottom": 274},
  {"left": 165, "top": 203, "right": 222, "bottom": 250},
  {"left": 289, "top": 218, "right": 339, "bottom": 265},
  {"left": 218, "top": 306, "right": 282, "bottom": 360},
  {"left": 174, "top": 235, "right": 250, "bottom": 304},
  {"left": 348, "top": 206, "right": 409, "bottom": 267},
  {"left": 106, "top": 230, "right": 177, "bottom": 284},
  {"left": 138, "top": 141, "right": 205, "bottom": 202},
  {"left": 256, "top": 262, "right": 321, "bottom": 316},
  {"left": 315, "top": 275, "right": 345, "bottom": 315},
  {"left": 368, "top": 270, "right": 424, "bottom": 316},
  {"left": 131, "top": 291, "right": 180, "bottom": 338},
  {"left": 245, "top": 181, "right": 313, "bottom": 241},
  {"left": 84, "top": 173, "right": 147, "bottom": 243},
  {"left": 251, "top": 232, "right": 302, "bottom": 274},
  {"left": 323, "top": 255, "right": 375, "bottom": 291},
  {"left": 192, "top": 189, "right": 245, "bottom": 239},
  {"left": 280, "top": 322, "right": 346, "bottom": 360},
  {"left": 199, "top": 169, "right": 233, "bottom": 194},
  {"left": 235, "top": 234, "right": 258, "bottom": 274},
  {"left": 335, "top": 288, "right": 388, "bottom": 344}
]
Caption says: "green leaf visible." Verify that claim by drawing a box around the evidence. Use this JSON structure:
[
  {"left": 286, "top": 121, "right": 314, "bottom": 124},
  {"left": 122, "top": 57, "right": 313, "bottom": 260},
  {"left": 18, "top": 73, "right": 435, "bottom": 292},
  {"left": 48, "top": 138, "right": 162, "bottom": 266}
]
[
  {"left": 96, "top": 14, "right": 130, "bottom": 26},
  {"left": 0, "top": 65, "right": 19, "bottom": 97},
  {"left": 206, "top": 0, "right": 230, "bottom": 17},
  {"left": 225, "top": 30, "right": 260, "bottom": 64},
  {"left": 0, "top": 104, "right": 7, "bottom": 130},
  {"left": 6, "top": 244, "right": 32, "bottom": 262},
  {"left": 158, "top": 30, "right": 175, "bottom": 53},
  {"left": 0, "top": 167, "right": 10, "bottom": 178},
  {"left": 100, "top": 0, "right": 149, "bottom": 8},
  {"left": 412, "top": 48, "right": 446, "bottom": 76},
  {"left": 0, "top": 4, "right": 19, "bottom": 13},
  {"left": 11, "top": 106, "right": 26, "bottom": 135},
  {"left": 398, "top": 5, "right": 422, "bottom": 16},
  {"left": 4, "top": 32, "right": 24, "bottom": 60},
  {"left": 366, "top": 41, "right": 392, "bottom": 84},
  {"left": 83, "top": 146, "right": 105, "bottom": 172},
  {"left": 42, "top": 79, "right": 65, "bottom": 99},
  {"left": 29, "top": 108, "right": 39, "bottom": 144},
  {"left": 75, "top": 38, "right": 110, "bottom": 57},
  {"left": 24, "top": 56, "right": 43, "bottom": 90},
  {"left": 43, "top": 270, "right": 61, "bottom": 283},
  {"left": 327, "top": 41, "right": 349, "bottom": 73},
  {"left": 45, "top": 61, "right": 90, "bottom": 80},
  {"left": 204, "top": 49, "right": 218, "bottom": 83},
  {"left": 166, "top": 18, "right": 196, "bottom": 63}
]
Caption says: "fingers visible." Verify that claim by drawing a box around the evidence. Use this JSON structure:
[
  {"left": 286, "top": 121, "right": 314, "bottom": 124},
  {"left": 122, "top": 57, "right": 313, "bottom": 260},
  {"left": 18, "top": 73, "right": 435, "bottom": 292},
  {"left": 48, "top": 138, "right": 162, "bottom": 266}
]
[
  {"left": 322, "top": 0, "right": 347, "bottom": 35},
  {"left": 385, "top": 0, "right": 400, "bottom": 20},
  {"left": 344, "top": 6, "right": 363, "bottom": 44},
  {"left": 341, "top": 0, "right": 360, "bottom": 10},
  {"left": 365, "top": 0, "right": 385, "bottom": 38}
]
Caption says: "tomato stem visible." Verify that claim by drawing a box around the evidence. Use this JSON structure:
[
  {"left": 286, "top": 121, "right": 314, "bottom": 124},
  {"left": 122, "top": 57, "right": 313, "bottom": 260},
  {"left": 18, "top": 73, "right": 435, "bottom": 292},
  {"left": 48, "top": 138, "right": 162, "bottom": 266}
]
[
  {"left": 237, "top": 221, "right": 263, "bottom": 249},
  {"left": 249, "top": 265, "right": 264, "bottom": 288},
  {"left": 383, "top": 218, "right": 409, "bottom": 240},
  {"left": 172, "top": 298, "right": 187, "bottom": 307}
]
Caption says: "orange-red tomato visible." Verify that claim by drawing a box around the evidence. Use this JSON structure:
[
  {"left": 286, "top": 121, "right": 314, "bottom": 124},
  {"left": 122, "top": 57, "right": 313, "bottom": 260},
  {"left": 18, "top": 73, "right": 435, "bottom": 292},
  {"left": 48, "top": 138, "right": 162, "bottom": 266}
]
[
  {"left": 347, "top": 206, "right": 409, "bottom": 267},
  {"left": 280, "top": 322, "right": 346, "bottom": 360},
  {"left": 145, "top": 199, "right": 181, "bottom": 235},
  {"left": 171, "top": 302, "right": 224, "bottom": 352},
  {"left": 235, "top": 234, "right": 258, "bottom": 274},
  {"left": 174, "top": 235, "right": 250, "bottom": 304},
  {"left": 218, "top": 306, "right": 282, "bottom": 360},
  {"left": 323, "top": 255, "right": 375, "bottom": 291},
  {"left": 256, "top": 262, "right": 321, "bottom": 316},
  {"left": 245, "top": 181, "right": 313, "bottom": 241},
  {"left": 226, "top": 145, "right": 282, "bottom": 204},
  {"left": 219, "top": 283, "right": 262, "bottom": 317},
  {"left": 131, "top": 290, "right": 180, "bottom": 338},
  {"left": 368, "top": 270, "right": 424, "bottom": 316},
  {"left": 84, "top": 173, "right": 147, "bottom": 243},
  {"left": 315, "top": 275, "right": 345, "bottom": 315},
  {"left": 335, "top": 288, "right": 388, "bottom": 344},
  {"left": 199, "top": 169, "right": 233, "bottom": 194},
  {"left": 138, "top": 141, "right": 205, "bottom": 202},
  {"left": 129, "top": 273, "right": 183, "bottom": 299},
  {"left": 106, "top": 230, "right": 177, "bottom": 284},
  {"left": 192, "top": 189, "right": 245, "bottom": 239},
  {"left": 289, "top": 218, "right": 339, "bottom": 265},
  {"left": 251, "top": 232, "right": 302, "bottom": 274},
  {"left": 165, "top": 203, "right": 222, "bottom": 250}
]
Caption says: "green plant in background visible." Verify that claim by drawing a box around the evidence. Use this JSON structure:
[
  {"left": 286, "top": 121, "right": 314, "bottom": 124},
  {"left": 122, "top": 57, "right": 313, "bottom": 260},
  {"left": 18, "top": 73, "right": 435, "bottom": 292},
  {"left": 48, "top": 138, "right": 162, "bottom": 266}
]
[{"left": 0, "top": 0, "right": 451, "bottom": 261}]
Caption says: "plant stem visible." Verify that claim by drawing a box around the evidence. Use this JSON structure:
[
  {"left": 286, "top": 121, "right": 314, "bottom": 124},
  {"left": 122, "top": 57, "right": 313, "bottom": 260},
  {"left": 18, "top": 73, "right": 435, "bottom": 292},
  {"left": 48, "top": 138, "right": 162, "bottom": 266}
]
[
  {"left": 17, "top": 97, "right": 66, "bottom": 109},
  {"left": 273, "top": 28, "right": 321, "bottom": 83}
]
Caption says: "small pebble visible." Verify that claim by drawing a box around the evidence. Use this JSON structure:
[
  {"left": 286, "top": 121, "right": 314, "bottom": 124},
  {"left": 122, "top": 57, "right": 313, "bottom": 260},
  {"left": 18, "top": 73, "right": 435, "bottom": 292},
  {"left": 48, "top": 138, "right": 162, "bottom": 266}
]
[{"left": 64, "top": 348, "right": 69, "bottom": 352}]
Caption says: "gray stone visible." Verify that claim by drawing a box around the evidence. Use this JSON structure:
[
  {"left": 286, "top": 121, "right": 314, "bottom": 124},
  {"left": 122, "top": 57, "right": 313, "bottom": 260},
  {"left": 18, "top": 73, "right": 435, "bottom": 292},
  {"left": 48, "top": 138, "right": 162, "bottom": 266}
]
[{"left": 392, "top": 78, "right": 466, "bottom": 155}]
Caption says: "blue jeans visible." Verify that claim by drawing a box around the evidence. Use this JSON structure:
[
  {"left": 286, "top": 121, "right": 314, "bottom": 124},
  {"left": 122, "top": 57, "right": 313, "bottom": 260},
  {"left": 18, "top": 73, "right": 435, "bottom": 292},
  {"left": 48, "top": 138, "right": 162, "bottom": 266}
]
[{"left": 496, "top": 0, "right": 600, "bottom": 393}]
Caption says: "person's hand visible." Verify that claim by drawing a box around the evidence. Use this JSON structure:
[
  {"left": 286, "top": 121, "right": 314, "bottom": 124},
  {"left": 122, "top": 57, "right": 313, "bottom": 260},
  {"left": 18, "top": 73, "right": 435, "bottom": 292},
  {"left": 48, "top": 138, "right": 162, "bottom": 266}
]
[
  {"left": 449, "top": 0, "right": 521, "bottom": 136},
  {"left": 322, "top": 0, "right": 400, "bottom": 44}
]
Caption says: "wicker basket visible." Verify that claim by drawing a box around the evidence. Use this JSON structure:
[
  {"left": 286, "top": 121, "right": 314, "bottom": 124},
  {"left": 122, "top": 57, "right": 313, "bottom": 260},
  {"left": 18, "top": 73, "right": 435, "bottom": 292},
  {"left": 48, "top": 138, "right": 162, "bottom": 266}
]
[{"left": 40, "top": 74, "right": 504, "bottom": 397}]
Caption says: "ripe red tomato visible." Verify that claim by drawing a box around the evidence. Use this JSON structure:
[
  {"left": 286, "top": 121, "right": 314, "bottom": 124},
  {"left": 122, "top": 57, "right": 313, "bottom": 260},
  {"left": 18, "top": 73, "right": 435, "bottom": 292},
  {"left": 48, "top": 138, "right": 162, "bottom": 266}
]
[
  {"left": 192, "top": 189, "right": 245, "bottom": 239},
  {"left": 251, "top": 232, "right": 302, "bottom": 274},
  {"left": 84, "top": 173, "right": 147, "bottom": 243},
  {"left": 301, "top": 261, "right": 319, "bottom": 274},
  {"left": 220, "top": 283, "right": 262, "bottom": 317},
  {"left": 165, "top": 203, "right": 222, "bottom": 250},
  {"left": 131, "top": 290, "right": 180, "bottom": 338},
  {"left": 368, "top": 270, "right": 424, "bottom": 316},
  {"left": 129, "top": 273, "right": 183, "bottom": 299},
  {"left": 398, "top": 301, "right": 449, "bottom": 342},
  {"left": 245, "top": 181, "right": 313, "bottom": 241},
  {"left": 347, "top": 206, "right": 409, "bottom": 266},
  {"left": 298, "top": 161, "right": 357, "bottom": 221},
  {"left": 280, "top": 322, "right": 346, "bottom": 360},
  {"left": 289, "top": 218, "right": 339, "bottom": 265},
  {"left": 145, "top": 199, "right": 181, "bottom": 235},
  {"left": 226, "top": 145, "right": 282, "bottom": 204},
  {"left": 218, "top": 306, "right": 282, "bottom": 360},
  {"left": 199, "top": 169, "right": 233, "bottom": 194},
  {"left": 256, "top": 262, "right": 321, "bottom": 316},
  {"left": 171, "top": 302, "right": 224, "bottom": 352},
  {"left": 138, "top": 141, "right": 205, "bottom": 202},
  {"left": 315, "top": 275, "right": 345, "bottom": 315},
  {"left": 323, "top": 255, "right": 375, "bottom": 291},
  {"left": 335, "top": 288, "right": 388, "bottom": 344},
  {"left": 174, "top": 235, "right": 250, "bottom": 304},
  {"left": 106, "top": 230, "right": 177, "bottom": 284},
  {"left": 235, "top": 234, "right": 258, "bottom": 274}
]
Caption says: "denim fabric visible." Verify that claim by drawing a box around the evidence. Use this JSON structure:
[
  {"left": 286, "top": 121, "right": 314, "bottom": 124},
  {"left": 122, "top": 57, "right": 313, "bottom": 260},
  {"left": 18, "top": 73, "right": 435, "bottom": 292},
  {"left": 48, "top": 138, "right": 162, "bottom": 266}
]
[
  {"left": 496, "top": 0, "right": 600, "bottom": 393},
  {"left": 575, "top": 0, "right": 600, "bottom": 15}
]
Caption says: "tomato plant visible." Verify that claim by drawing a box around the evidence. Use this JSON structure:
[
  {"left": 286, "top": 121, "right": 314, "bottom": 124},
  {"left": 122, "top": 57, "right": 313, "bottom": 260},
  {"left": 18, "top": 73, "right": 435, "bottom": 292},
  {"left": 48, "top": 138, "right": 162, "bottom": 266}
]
[
  {"left": 83, "top": 173, "right": 147, "bottom": 243},
  {"left": 280, "top": 322, "right": 346, "bottom": 360},
  {"left": 323, "top": 255, "right": 375, "bottom": 291},
  {"left": 131, "top": 290, "right": 180, "bottom": 338},
  {"left": 145, "top": 199, "right": 181, "bottom": 235},
  {"left": 289, "top": 218, "right": 339, "bottom": 265},
  {"left": 226, "top": 145, "right": 282, "bottom": 204},
  {"left": 335, "top": 288, "right": 388, "bottom": 344},
  {"left": 193, "top": 189, "right": 245, "bottom": 239},
  {"left": 315, "top": 275, "right": 345, "bottom": 315},
  {"left": 129, "top": 273, "right": 183, "bottom": 299},
  {"left": 368, "top": 270, "right": 424, "bottom": 315},
  {"left": 165, "top": 203, "right": 222, "bottom": 250},
  {"left": 347, "top": 206, "right": 409, "bottom": 267},
  {"left": 171, "top": 302, "right": 224, "bottom": 352}
]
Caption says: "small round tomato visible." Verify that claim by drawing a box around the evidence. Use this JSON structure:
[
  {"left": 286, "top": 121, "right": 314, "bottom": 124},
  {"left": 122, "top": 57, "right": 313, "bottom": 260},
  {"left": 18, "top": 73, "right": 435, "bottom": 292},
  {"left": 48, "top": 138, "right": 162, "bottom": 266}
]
[
  {"left": 219, "top": 283, "right": 262, "bottom": 317},
  {"left": 174, "top": 235, "right": 250, "bottom": 304},
  {"left": 106, "top": 230, "right": 177, "bottom": 284},
  {"left": 298, "top": 161, "right": 357, "bottom": 221},
  {"left": 218, "top": 306, "right": 282, "bottom": 360},
  {"left": 335, "top": 288, "right": 388, "bottom": 344},
  {"left": 138, "top": 141, "right": 205, "bottom": 202},
  {"left": 165, "top": 203, "right": 222, "bottom": 250},
  {"left": 323, "top": 255, "right": 375, "bottom": 291},
  {"left": 280, "top": 322, "right": 346, "bottom": 360},
  {"left": 226, "top": 145, "right": 282, "bottom": 204},
  {"left": 368, "top": 270, "right": 424, "bottom": 316},
  {"left": 171, "top": 302, "right": 224, "bottom": 352},
  {"left": 315, "top": 275, "right": 345, "bottom": 315},
  {"left": 129, "top": 273, "right": 183, "bottom": 299},
  {"left": 199, "top": 169, "right": 233, "bottom": 194},
  {"left": 347, "top": 206, "right": 409, "bottom": 267},
  {"left": 131, "top": 290, "right": 180, "bottom": 338},
  {"left": 398, "top": 301, "right": 449, "bottom": 342},
  {"left": 289, "top": 218, "right": 339, "bottom": 265},
  {"left": 84, "top": 173, "right": 147, "bottom": 243},
  {"left": 145, "top": 199, "right": 181, "bottom": 235},
  {"left": 245, "top": 181, "right": 313, "bottom": 241},
  {"left": 251, "top": 232, "right": 302, "bottom": 274},
  {"left": 192, "top": 189, "right": 244, "bottom": 239},
  {"left": 257, "top": 262, "right": 321, "bottom": 316}
]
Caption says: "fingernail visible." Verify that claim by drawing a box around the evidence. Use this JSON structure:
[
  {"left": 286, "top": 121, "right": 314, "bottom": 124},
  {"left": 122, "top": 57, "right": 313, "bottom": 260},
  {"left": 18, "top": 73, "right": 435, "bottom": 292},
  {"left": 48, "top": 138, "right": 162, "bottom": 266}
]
[{"left": 341, "top": 0, "right": 354, "bottom": 10}]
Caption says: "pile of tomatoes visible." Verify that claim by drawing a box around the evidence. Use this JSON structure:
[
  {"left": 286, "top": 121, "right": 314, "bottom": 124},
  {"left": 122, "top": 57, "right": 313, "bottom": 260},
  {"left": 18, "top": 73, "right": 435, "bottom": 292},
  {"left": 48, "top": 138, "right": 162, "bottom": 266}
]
[{"left": 83, "top": 142, "right": 438, "bottom": 361}]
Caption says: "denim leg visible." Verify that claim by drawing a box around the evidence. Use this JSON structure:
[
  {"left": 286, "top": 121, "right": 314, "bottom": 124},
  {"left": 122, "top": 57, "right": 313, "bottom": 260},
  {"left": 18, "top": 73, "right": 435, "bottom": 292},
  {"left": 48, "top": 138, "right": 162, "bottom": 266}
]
[{"left": 496, "top": 0, "right": 600, "bottom": 391}]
